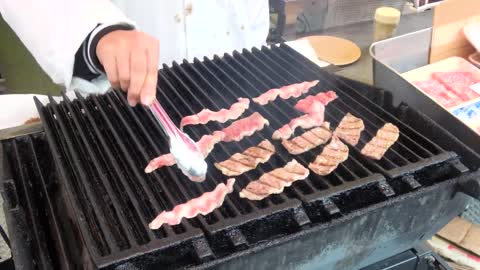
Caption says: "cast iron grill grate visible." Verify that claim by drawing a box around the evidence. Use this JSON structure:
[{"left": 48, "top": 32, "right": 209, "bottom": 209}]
[{"left": 28, "top": 44, "right": 469, "bottom": 269}]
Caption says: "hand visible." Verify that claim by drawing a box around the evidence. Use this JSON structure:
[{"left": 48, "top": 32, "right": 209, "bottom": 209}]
[{"left": 96, "top": 30, "right": 159, "bottom": 106}]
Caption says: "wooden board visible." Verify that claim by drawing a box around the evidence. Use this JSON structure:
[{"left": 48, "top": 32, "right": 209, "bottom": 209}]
[
  {"left": 303, "top": 35, "right": 361, "bottom": 66},
  {"left": 430, "top": 0, "right": 480, "bottom": 63}
]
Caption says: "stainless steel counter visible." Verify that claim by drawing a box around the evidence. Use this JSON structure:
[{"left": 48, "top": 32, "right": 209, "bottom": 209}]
[{"left": 285, "top": 9, "right": 433, "bottom": 84}]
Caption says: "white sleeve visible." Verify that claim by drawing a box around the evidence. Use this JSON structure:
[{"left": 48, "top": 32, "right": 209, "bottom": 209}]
[{"left": 0, "top": 0, "right": 135, "bottom": 87}]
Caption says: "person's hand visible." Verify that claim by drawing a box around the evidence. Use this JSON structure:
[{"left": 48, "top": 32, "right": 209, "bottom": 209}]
[{"left": 96, "top": 30, "right": 159, "bottom": 106}]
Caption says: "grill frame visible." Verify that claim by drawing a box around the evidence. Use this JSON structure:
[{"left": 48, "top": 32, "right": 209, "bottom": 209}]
[{"left": 1, "top": 44, "right": 479, "bottom": 269}]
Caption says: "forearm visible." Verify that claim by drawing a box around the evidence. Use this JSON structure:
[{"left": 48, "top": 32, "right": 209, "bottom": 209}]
[{"left": 74, "top": 23, "right": 134, "bottom": 81}]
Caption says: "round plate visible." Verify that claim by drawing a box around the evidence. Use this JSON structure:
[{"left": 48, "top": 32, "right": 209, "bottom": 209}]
[{"left": 303, "top": 35, "right": 361, "bottom": 66}]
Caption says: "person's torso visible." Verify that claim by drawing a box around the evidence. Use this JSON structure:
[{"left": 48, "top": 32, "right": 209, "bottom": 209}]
[{"left": 112, "top": 0, "right": 269, "bottom": 65}]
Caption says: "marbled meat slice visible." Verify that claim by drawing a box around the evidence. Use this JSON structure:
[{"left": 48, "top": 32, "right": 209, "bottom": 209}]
[
  {"left": 180, "top": 98, "right": 250, "bottom": 128},
  {"left": 294, "top": 90, "right": 337, "bottom": 113},
  {"left": 239, "top": 159, "right": 309, "bottom": 200},
  {"left": 282, "top": 122, "right": 332, "bottom": 154},
  {"left": 308, "top": 136, "right": 349, "bottom": 175},
  {"left": 145, "top": 132, "right": 225, "bottom": 174},
  {"left": 361, "top": 123, "right": 399, "bottom": 160},
  {"left": 272, "top": 91, "right": 337, "bottom": 140},
  {"left": 432, "top": 72, "right": 480, "bottom": 101},
  {"left": 252, "top": 80, "right": 319, "bottom": 105},
  {"left": 273, "top": 110, "right": 324, "bottom": 140},
  {"left": 220, "top": 112, "right": 269, "bottom": 142},
  {"left": 215, "top": 140, "right": 275, "bottom": 176},
  {"left": 414, "top": 80, "right": 463, "bottom": 108},
  {"left": 333, "top": 113, "right": 365, "bottom": 146},
  {"left": 149, "top": 179, "right": 235, "bottom": 229}
]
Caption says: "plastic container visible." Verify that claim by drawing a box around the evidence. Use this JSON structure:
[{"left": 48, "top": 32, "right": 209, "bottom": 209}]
[{"left": 373, "top": 7, "right": 401, "bottom": 41}]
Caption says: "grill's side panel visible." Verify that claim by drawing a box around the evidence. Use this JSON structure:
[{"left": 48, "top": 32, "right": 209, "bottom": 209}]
[
  {"left": 0, "top": 134, "right": 72, "bottom": 270},
  {"left": 203, "top": 176, "right": 472, "bottom": 270}
]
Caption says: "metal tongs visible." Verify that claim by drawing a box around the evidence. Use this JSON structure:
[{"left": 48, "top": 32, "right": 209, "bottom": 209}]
[{"left": 149, "top": 99, "right": 207, "bottom": 182}]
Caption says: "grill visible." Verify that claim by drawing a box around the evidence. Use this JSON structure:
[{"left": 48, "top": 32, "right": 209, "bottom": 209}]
[{"left": 1, "top": 44, "right": 480, "bottom": 270}]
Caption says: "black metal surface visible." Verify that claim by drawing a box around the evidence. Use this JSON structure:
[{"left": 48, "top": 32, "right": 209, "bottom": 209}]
[
  {"left": 1, "top": 45, "right": 479, "bottom": 269},
  {"left": 360, "top": 244, "right": 452, "bottom": 270}
]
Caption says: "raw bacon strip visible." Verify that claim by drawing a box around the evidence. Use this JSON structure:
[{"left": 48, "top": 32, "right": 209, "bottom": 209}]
[
  {"left": 219, "top": 112, "right": 269, "bottom": 142},
  {"left": 273, "top": 114, "right": 323, "bottom": 140},
  {"left": 180, "top": 98, "right": 250, "bottom": 128},
  {"left": 294, "top": 91, "right": 338, "bottom": 113},
  {"left": 272, "top": 91, "right": 337, "bottom": 140},
  {"left": 432, "top": 72, "right": 480, "bottom": 101},
  {"left": 144, "top": 132, "right": 225, "bottom": 173},
  {"left": 281, "top": 122, "right": 332, "bottom": 155},
  {"left": 239, "top": 159, "right": 309, "bottom": 200},
  {"left": 333, "top": 113, "right": 365, "bottom": 146},
  {"left": 149, "top": 179, "right": 235, "bottom": 229},
  {"left": 361, "top": 123, "right": 400, "bottom": 160},
  {"left": 308, "top": 136, "right": 349, "bottom": 176},
  {"left": 215, "top": 140, "right": 275, "bottom": 176},
  {"left": 253, "top": 80, "right": 319, "bottom": 105}
]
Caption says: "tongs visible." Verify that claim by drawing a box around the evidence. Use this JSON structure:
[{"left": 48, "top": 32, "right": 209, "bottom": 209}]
[{"left": 149, "top": 99, "right": 207, "bottom": 182}]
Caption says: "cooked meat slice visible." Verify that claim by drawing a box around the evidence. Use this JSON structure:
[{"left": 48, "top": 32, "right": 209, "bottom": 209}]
[
  {"left": 214, "top": 140, "right": 275, "bottom": 176},
  {"left": 361, "top": 123, "right": 400, "bottom": 160},
  {"left": 334, "top": 113, "right": 365, "bottom": 146},
  {"left": 215, "top": 160, "right": 250, "bottom": 176},
  {"left": 308, "top": 136, "right": 349, "bottom": 175},
  {"left": 230, "top": 153, "right": 258, "bottom": 167},
  {"left": 281, "top": 122, "right": 332, "bottom": 154},
  {"left": 258, "top": 139, "right": 275, "bottom": 151},
  {"left": 257, "top": 174, "right": 286, "bottom": 189},
  {"left": 239, "top": 160, "right": 309, "bottom": 200}
]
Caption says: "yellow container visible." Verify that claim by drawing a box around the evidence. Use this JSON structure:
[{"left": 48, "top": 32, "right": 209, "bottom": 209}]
[{"left": 373, "top": 7, "right": 401, "bottom": 42}]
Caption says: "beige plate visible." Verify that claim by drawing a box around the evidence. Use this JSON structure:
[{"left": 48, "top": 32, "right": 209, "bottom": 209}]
[{"left": 303, "top": 35, "right": 361, "bottom": 66}]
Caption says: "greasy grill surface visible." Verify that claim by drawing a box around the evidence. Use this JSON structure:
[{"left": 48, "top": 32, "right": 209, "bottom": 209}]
[{"left": 32, "top": 45, "right": 462, "bottom": 268}]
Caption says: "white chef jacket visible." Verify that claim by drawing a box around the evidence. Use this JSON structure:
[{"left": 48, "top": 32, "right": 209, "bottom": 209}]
[{"left": 0, "top": 0, "right": 269, "bottom": 88}]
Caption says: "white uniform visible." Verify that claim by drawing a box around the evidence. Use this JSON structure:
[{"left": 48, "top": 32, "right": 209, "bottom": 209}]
[
  {"left": 0, "top": 0, "right": 269, "bottom": 129},
  {"left": 0, "top": 0, "right": 269, "bottom": 87}
]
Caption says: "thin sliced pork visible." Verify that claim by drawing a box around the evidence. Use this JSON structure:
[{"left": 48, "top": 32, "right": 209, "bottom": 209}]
[
  {"left": 239, "top": 159, "right": 309, "bottom": 200},
  {"left": 272, "top": 91, "right": 337, "bottom": 140},
  {"left": 149, "top": 179, "right": 235, "bottom": 229},
  {"left": 281, "top": 122, "right": 332, "bottom": 155},
  {"left": 180, "top": 98, "right": 250, "bottom": 128},
  {"left": 294, "top": 91, "right": 337, "bottom": 113},
  {"left": 215, "top": 140, "right": 275, "bottom": 176},
  {"left": 361, "top": 123, "right": 399, "bottom": 160},
  {"left": 308, "top": 136, "right": 349, "bottom": 175},
  {"left": 333, "top": 113, "right": 365, "bottom": 146},
  {"left": 253, "top": 80, "right": 319, "bottom": 105},
  {"left": 218, "top": 112, "right": 269, "bottom": 142}
]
